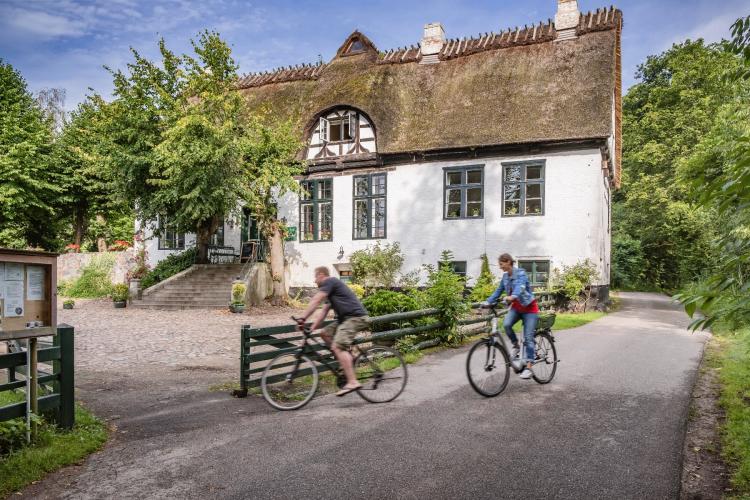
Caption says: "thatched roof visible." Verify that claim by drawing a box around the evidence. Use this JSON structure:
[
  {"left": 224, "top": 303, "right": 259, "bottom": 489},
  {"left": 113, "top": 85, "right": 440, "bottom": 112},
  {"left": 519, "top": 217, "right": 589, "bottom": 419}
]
[{"left": 238, "top": 6, "right": 622, "bottom": 181}]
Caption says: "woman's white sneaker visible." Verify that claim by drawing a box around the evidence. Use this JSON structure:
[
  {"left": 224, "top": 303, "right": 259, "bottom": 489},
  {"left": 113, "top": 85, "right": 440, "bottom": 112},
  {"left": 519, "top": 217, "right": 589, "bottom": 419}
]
[{"left": 519, "top": 368, "right": 533, "bottom": 379}]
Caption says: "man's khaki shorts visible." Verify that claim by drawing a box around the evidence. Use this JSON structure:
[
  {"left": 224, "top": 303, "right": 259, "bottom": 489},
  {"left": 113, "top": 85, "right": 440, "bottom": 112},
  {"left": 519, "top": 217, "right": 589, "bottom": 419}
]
[{"left": 322, "top": 316, "right": 370, "bottom": 348}]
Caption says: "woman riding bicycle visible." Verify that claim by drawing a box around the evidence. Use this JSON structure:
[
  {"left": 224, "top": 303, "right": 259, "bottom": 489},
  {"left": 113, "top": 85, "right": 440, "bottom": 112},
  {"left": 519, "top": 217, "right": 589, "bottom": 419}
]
[{"left": 484, "top": 253, "right": 539, "bottom": 380}]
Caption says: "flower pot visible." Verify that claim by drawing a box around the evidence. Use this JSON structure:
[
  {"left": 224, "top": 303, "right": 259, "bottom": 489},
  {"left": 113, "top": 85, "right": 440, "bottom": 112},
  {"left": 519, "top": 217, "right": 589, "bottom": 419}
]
[
  {"left": 229, "top": 304, "right": 245, "bottom": 313},
  {"left": 113, "top": 301, "right": 127, "bottom": 308},
  {"left": 63, "top": 303, "right": 74, "bottom": 310}
]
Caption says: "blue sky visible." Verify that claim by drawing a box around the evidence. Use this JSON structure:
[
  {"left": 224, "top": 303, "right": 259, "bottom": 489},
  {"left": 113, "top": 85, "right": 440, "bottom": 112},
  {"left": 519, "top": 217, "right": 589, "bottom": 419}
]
[{"left": 1, "top": 0, "right": 749, "bottom": 111}]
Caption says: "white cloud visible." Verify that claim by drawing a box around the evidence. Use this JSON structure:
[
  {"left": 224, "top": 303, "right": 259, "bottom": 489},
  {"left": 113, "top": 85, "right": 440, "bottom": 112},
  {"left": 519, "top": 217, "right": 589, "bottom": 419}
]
[{"left": 1, "top": 7, "right": 86, "bottom": 38}]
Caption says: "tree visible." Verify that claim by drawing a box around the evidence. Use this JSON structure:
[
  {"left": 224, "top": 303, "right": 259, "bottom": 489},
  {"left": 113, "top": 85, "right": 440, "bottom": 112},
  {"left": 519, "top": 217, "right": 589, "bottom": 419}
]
[
  {"left": 102, "top": 32, "right": 302, "bottom": 269},
  {"left": 240, "top": 114, "right": 304, "bottom": 305},
  {"left": 675, "top": 16, "right": 750, "bottom": 329},
  {"left": 350, "top": 242, "right": 405, "bottom": 288},
  {"left": 613, "top": 40, "right": 740, "bottom": 290},
  {"left": 55, "top": 96, "right": 132, "bottom": 249},
  {"left": 0, "top": 59, "right": 58, "bottom": 249}
]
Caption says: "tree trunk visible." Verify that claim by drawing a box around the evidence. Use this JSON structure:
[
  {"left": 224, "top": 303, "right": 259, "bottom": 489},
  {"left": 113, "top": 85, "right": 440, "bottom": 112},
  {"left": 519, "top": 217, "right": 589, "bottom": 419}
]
[
  {"left": 195, "top": 216, "right": 220, "bottom": 264},
  {"left": 268, "top": 225, "right": 287, "bottom": 306},
  {"left": 96, "top": 214, "right": 107, "bottom": 252},
  {"left": 73, "top": 206, "right": 87, "bottom": 247}
]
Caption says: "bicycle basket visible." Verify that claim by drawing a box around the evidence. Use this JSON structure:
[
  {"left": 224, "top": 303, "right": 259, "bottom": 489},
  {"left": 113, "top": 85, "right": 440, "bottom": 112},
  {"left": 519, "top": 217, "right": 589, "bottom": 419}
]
[{"left": 537, "top": 312, "right": 556, "bottom": 330}]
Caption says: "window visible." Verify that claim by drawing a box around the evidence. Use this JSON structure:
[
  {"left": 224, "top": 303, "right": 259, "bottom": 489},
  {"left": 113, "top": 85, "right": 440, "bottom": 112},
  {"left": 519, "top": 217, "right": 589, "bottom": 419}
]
[
  {"left": 503, "top": 162, "right": 545, "bottom": 216},
  {"left": 438, "top": 260, "right": 467, "bottom": 277},
  {"left": 210, "top": 223, "right": 224, "bottom": 246},
  {"left": 299, "top": 179, "right": 333, "bottom": 242},
  {"left": 518, "top": 260, "right": 550, "bottom": 289},
  {"left": 320, "top": 113, "right": 355, "bottom": 143},
  {"left": 444, "top": 166, "right": 483, "bottom": 219},
  {"left": 338, "top": 269, "right": 353, "bottom": 283},
  {"left": 158, "top": 216, "right": 185, "bottom": 250},
  {"left": 353, "top": 173, "right": 386, "bottom": 239}
]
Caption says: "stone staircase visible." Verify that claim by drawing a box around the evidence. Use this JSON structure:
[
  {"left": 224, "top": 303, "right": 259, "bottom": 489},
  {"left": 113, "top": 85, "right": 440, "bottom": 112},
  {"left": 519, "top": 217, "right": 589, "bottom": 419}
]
[{"left": 130, "top": 264, "right": 245, "bottom": 310}]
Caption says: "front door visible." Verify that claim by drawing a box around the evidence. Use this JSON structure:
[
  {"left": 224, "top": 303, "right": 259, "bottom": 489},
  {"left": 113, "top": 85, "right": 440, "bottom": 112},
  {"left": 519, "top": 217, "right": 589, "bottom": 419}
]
[{"left": 241, "top": 208, "right": 262, "bottom": 262}]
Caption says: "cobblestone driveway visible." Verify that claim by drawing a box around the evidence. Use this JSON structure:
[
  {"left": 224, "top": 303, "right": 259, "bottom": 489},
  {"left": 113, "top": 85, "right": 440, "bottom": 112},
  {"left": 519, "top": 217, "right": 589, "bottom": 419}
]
[{"left": 59, "top": 299, "right": 302, "bottom": 376}]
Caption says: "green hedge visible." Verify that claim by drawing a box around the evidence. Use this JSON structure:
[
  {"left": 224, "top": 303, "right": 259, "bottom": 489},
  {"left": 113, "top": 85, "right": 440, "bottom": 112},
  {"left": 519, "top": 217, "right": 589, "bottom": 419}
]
[{"left": 141, "top": 247, "right": 197, "bottom": 289}]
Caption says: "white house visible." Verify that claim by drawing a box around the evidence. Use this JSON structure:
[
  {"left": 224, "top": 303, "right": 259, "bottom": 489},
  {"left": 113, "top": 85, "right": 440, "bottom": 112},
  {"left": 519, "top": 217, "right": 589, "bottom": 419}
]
[{"left": 144, "top": 0, "right": 622, "bottom": 296}]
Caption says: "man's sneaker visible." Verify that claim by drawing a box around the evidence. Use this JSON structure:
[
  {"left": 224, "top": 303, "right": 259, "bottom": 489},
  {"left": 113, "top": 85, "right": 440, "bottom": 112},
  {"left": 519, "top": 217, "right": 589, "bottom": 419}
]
[
  {"left": 511, "top": 345, "right": 521, "bottom": 359},
  {"left": 519, "top": 368, "right": 533, "bottom": 379}
]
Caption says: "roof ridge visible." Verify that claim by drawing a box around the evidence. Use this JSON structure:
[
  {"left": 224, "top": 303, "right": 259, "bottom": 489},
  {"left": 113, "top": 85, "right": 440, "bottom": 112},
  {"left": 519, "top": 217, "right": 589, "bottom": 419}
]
[{"left": 236, "top": 5, "right": 621, "bottom": 86}]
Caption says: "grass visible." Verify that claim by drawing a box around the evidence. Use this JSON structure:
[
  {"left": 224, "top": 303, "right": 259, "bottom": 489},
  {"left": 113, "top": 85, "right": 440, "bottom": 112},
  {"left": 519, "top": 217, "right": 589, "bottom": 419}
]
[
  {"left": 0, "top": 398, "right": 108, "bottom": 497},
  {"left": 710, "top": 325, "right": 750, "bottom": 498},
  {"left": 554, "top": 312, "right": 606, "bottom": 331}
]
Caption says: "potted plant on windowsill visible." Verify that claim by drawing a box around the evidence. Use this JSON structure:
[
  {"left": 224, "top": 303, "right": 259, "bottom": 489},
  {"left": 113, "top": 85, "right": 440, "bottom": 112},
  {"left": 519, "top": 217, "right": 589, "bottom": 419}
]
[
  {"left": 63, "top": 299, "right": 75, "bottom": 310},
  {"left": 111, "top": 283, "right": 130, "bottom": 308},
  {"left": 229, "top": 282, "right": 247, "bottom": 313}
]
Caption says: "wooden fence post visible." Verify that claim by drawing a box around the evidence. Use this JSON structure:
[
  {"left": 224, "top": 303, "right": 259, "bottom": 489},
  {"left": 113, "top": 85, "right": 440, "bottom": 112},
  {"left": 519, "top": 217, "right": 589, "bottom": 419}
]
[
  {"left": 57, "top": 324, "right": 75, "bottom": 429},
  {"left": 233, "top": 325, "right": 250, "bottom": 398}
]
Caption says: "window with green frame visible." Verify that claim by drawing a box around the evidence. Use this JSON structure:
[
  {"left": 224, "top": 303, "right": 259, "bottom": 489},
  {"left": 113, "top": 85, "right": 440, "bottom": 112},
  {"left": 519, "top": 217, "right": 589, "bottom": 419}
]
[
  {"left": 502, "top": 161, "right": 545, "bottom": 216},
  {"left": 299, "top": 179, "right": 333, "bottom": 242},
  {"left": 444, "top": 166, "right": 484, "bottom": 219},
  {"left": 518, "top": 260, "right": 550, "bottom": 289},
  {"left": 158, "top": 215, "right": 185, "bottom": 250},
  {"left": 353, "top": 173, "right": 386, "bottom": 239}
]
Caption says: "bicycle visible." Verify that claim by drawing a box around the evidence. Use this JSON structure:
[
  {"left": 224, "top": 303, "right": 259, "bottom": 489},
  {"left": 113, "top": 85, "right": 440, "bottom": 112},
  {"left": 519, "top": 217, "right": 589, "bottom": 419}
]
[
  {"left": 466, "top": 304, "right": 558, "bottom": 397},
  {"left": 260, "top": 317, "right": 408, "bottom": 410}
]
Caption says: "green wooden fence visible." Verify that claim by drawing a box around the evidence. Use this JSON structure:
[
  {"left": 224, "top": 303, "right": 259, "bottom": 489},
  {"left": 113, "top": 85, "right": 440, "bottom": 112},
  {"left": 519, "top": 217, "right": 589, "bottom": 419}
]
[
  {"left": 0, "top": 325, "right": 75, "bottom": 429},
  {"left": 233, "top": 293, "right": 553, "bottom": 397}
]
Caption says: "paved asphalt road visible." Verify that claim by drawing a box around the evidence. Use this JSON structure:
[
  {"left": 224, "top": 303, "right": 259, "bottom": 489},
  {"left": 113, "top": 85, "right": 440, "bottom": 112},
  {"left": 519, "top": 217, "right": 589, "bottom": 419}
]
[{"left": 21, "top": 292, "right": 708, "bottom": 499}]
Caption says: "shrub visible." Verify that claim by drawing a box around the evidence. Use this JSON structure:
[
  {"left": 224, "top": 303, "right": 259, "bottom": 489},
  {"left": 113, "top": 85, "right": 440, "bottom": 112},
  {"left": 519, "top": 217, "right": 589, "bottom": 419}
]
[
  {"left": 110, "top": 283, "right": 129, "bottom": 302},
  {"left": 350, "top": 242, "right": 404, "bottom": 288},
  {"left": 140, "top": 247, "right": 196, "bottom": 289},
  {"left": 126, "top": 244, "right": 150, "bottom": 281},
  {"left": 551, "top": 259, "right": 599, "bottom": 311},
  {"left": 346, "top": 283, "right": 365, "bottom": 299},
  {"left": 108, "top": 240, "right": 131, "bottom": 252},
  {"left": 63, "top": 299, "right": 75, "bottom": 307},
  {"left": 421, "top": 258, "right": 468, "bottom": 345},
  {"left": 64, "top": 254, "right": 115, "bottom": 298},
  {"left": 468, "top": 253, "right": 497, "bottom": 303},
  {"left": 362, "top": 289, "right": 419, "bottom": 332},
  {"left": 231, "top": 282, "right": 247, "bottom": 305}
]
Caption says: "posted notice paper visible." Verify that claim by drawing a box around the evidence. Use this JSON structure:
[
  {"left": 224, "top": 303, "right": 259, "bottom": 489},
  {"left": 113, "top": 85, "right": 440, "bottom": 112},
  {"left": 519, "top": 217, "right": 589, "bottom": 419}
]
[
  {"left": 5, "top": 263, "right": 23, "bottom": 281},
  {"left": 26, "top": 266, "right": 44, "bottom": 301},
  {"left": 4, "top": 280, "right": 24, "bottom": 317},
  {"left": 0, "top": 262, "right": 4, "bottom": 299}
]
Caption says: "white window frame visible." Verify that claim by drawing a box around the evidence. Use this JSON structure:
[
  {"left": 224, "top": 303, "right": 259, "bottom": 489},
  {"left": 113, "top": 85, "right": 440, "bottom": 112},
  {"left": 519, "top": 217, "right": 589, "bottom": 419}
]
[{"left": 319, "top": 117, "right": 329, "bottom": 143}]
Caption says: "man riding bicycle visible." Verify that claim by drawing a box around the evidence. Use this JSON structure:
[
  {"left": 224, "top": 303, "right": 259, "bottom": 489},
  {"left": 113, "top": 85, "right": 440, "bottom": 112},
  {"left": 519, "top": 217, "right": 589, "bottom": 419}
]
[
  {"left": 297, "top": 266, "right": 370, "bottom": 396},
  {"left": 484, "top": 253, "right": 539, "bottom": 380}
]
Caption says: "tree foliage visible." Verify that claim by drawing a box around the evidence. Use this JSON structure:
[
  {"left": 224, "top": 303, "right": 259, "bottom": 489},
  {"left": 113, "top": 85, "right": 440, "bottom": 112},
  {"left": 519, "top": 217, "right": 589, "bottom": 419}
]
[
  {"left": 674, "top": 16, "right": 750, "bottom": 329},
  {"left": 0, "top": 59, "right": 58, "bottom": 248},
  {"left": 613, "top": 40, "right": 740, "bottom": 290},
  {"left": 468, "top": 253, "right": 497, "bottom": 302}
]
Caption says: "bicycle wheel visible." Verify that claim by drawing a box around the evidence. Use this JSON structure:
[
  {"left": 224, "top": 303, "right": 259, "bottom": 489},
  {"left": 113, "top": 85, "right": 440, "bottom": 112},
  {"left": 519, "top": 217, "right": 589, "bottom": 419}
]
[
  {"left": 355, "top": 346, "right": 408, "bottom": 403},
  {"left": 531, "top": 332, "right": 557, "bottom": 384},
  {"left": 261, "top": 353, "right": 319, "bottom": 411},
  {"left": 466, "top": 338, "right": 510, "bottom": 397}
]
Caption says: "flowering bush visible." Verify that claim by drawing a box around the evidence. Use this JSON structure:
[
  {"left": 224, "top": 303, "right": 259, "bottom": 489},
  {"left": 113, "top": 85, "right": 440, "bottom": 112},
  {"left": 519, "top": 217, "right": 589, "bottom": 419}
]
[
  {"left": 126, "top": 244, "right": 150, "bottom": 281},
  {"left": 64, "top": 244, "right": 80, "bottom": 253},
  {"left": 108, "top": 240, "right": 132, "bottom": 252}
]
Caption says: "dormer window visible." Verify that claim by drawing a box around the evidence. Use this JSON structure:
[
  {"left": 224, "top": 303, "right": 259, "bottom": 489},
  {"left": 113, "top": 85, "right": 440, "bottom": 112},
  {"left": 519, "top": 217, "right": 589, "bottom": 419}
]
[
  {"left": 308, "top": 107, "right": 376, "bottom": 161},
  {"left": 347, "top": 39, "right": 365, "bottom": 53}
]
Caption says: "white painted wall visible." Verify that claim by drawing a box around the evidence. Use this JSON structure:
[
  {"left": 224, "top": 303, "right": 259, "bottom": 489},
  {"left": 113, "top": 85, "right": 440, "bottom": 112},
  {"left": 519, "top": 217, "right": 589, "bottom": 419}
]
[
  {"left": 280, "top": 149, "right": 611, "bottom": 287},
  {"left": 139, "top": 148, "right": 612, "bottom": 288}
]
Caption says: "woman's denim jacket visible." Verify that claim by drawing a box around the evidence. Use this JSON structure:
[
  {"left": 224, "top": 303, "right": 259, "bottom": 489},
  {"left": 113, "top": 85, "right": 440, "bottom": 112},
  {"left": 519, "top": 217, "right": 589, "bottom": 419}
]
[{"left": 486, "top": 267, "right": 535, "bottom": 307}]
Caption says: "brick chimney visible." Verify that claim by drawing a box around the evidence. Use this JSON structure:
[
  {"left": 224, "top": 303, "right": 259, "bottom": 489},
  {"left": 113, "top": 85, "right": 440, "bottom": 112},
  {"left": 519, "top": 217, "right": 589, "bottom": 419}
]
[
  {"left": 555, "top": 0, "right": 580, "bottom": 40},
  {"left": 420, "top": 22, "right": 445, "bottom": 64}
]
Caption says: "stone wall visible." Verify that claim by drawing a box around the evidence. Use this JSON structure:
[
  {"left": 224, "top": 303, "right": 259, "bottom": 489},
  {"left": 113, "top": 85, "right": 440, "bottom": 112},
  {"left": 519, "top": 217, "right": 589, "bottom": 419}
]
[{"left": 57, "top": 249, "right": 136, "bottom": 285}]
